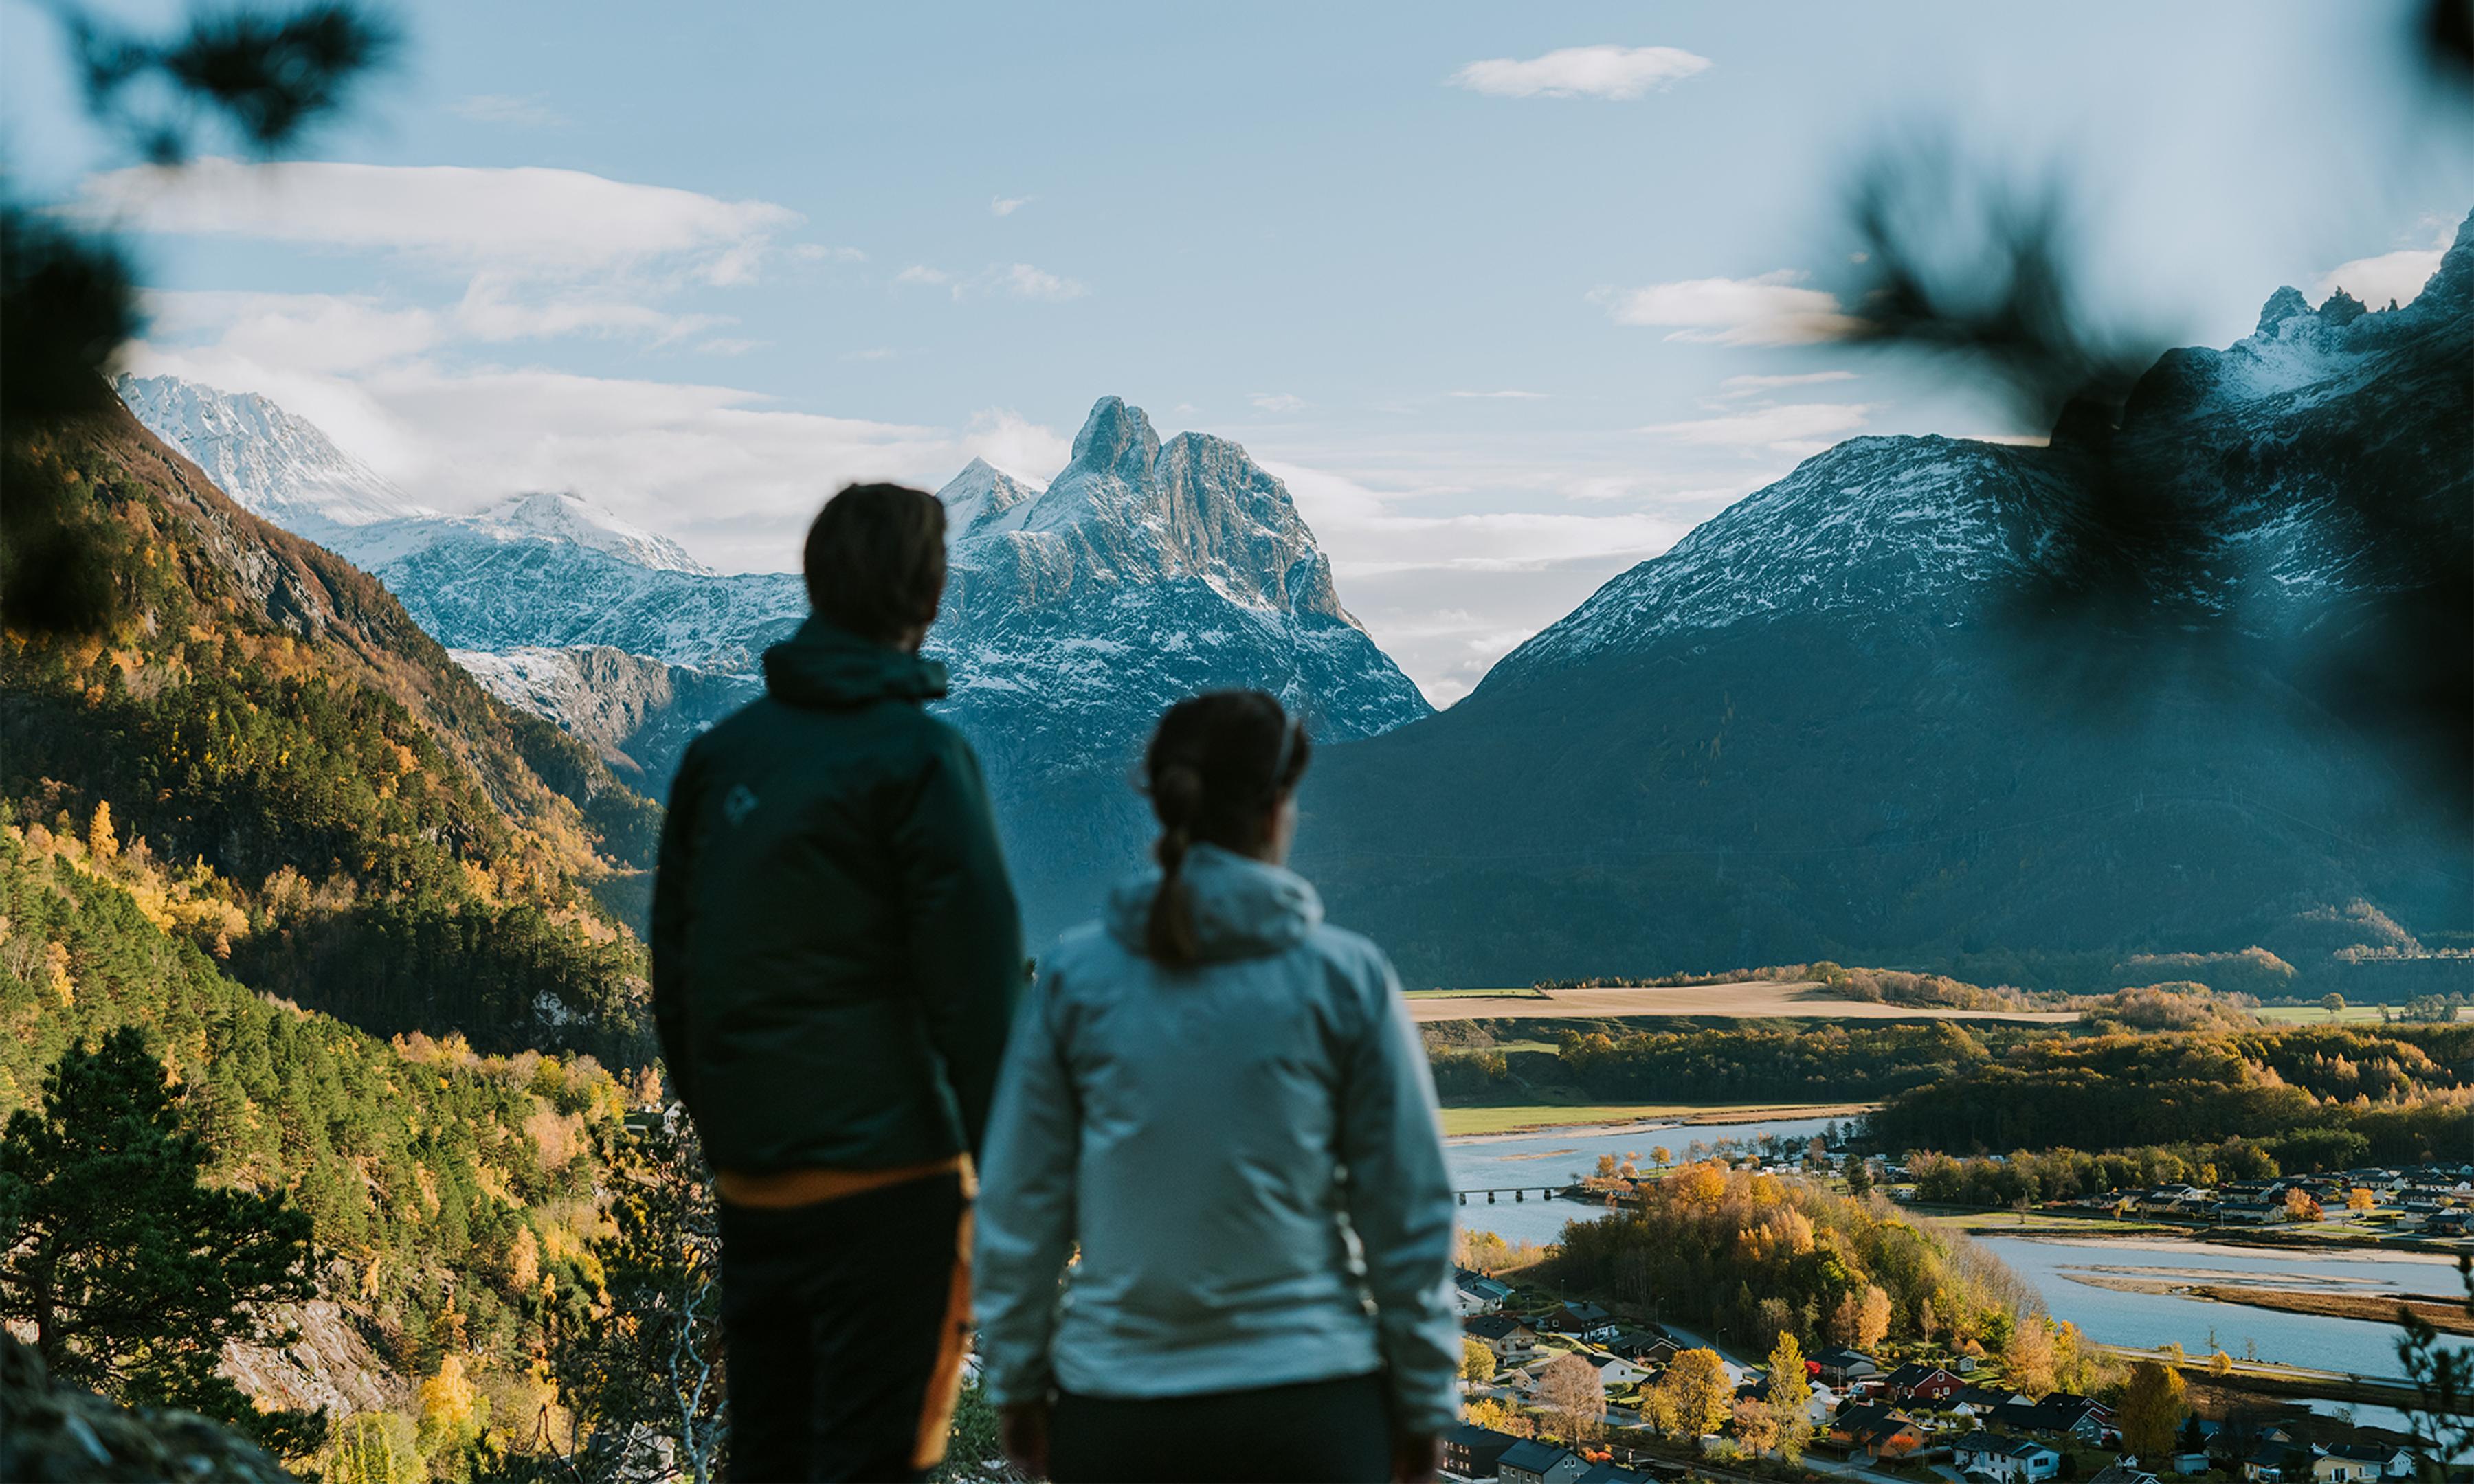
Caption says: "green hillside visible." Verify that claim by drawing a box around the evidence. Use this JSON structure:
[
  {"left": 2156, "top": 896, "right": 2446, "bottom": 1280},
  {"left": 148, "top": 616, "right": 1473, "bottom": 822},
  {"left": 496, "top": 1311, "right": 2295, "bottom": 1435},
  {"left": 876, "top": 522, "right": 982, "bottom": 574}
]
[
  {"left": 0, "top": 405, "right": 659, "bottom": 1062},
  {"left": 0, "top": 822, "right": 629, "bottom": 1466}
]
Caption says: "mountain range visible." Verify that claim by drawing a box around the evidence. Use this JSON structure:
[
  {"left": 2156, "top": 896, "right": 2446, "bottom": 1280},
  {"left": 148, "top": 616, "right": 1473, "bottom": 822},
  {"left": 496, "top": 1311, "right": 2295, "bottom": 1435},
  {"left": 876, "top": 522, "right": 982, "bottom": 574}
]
[
  {"left": 1297, "top": 213, "right": 2474, "bottom": 987},
  {"left": 115, "top": 380, "right": 1431, "bottom": 936},
  {"left": 112, "top": 213, "right": 2473, "bottom": 985}
]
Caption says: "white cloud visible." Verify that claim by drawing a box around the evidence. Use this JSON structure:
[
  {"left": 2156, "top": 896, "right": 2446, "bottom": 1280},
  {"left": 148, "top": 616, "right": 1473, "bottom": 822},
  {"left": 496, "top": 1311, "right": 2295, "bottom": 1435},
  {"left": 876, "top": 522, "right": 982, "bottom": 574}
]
[
  {"left": 1449, "top": 44, "right": 1713, "bottom": 100},
  {"left": 990, "top": 195, "right": 1030, "bottom": 216},
  {"left": 452, "top": 273, "right": 723, "bottom": 344},
  {"left": 794, "top": 243, "right": 867, "bottom": 263},
  {"left": 1600, "top": 269, "right": 1858, "bottom": 346},
  {"left": 959, "top": 408, "right": 1071, "bottom": 482},
  {"left": 1250, "top": 392, "right": 1305, "bottom": 413},
  {"left": 449, "top": 94, "right": 568, "bottom": 128},
  {"left": 1260, "top": 460, "right": 1684, "bottom": 578},
  {"left": 896, "top": 262, "right": 1085, "bottom": 301},
  {"left": 72, "top": 158, "right": 800, "bottom": 282},
  {"left": 994, "top": 262, "right": 1086, "bottom": 301},
  {"left": 2314, "top": 249, "right": 2444, "bottom": 309},
  {"left": 1447, "top": 389, "right": 1548, "bottom": 399},
  {"left": 841, "top": 347, "right": 897, "bottom": 361},
  {"left": 122, "top": 338, "right": 1076, "bottom": 574},
  {"left": 143, "top": 290, "right": 442, "bottom": 373},
  {"left": 698, "top": 337, "right": 764, "bottom": 356},
  {"left": 1638, "top": 401, "right": 1875, "bottom": 456},
  {"left": 1717, "top": 370, "right": 1858, "bottom": 396}
]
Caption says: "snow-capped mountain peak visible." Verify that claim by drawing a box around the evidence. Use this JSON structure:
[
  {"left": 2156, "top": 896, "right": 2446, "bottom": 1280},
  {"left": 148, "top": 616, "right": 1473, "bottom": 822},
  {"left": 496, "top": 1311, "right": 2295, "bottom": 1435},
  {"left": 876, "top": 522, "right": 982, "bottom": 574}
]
[
  {"left": 934, "top": 458, "right": 1043, "bottom": 536},
  {"left": 465, "top": 491, "right": 711, "bottom": 575},
  {"left": 111, "top": 373, "right": 430, "bottom": 533}
]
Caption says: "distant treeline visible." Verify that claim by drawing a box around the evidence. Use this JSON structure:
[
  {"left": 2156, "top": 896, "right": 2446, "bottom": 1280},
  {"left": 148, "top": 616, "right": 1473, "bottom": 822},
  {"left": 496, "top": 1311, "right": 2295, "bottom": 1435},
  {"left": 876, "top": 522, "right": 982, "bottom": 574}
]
[
  {"left": 1868, "top": 1024, "right": 2474, "bottom": 1169},
  {"left": 1550, "top": 1021, "right": 2047, "bottom": 1103}
]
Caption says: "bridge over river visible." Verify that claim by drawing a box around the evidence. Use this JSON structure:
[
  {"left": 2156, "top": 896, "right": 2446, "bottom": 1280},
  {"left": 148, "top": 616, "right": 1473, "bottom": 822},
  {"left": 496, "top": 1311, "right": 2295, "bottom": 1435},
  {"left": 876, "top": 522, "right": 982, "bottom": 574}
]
[{"left": 1456, "top": 1184, "right": 1597, "bottom": 1205}]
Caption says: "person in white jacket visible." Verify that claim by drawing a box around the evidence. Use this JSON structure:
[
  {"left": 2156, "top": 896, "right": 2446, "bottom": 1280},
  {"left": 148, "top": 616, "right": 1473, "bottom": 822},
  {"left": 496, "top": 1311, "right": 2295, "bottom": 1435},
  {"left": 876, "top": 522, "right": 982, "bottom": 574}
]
[{"left": 974, "top": 688, "right": 1460, "bottom": 1483}]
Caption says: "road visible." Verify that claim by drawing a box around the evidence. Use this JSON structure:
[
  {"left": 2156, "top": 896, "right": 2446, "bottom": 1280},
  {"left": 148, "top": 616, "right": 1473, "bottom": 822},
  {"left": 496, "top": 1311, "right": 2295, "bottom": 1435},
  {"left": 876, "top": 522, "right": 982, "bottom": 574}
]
[{"left": 1407, "top": 980, "right": 2075, "bottom": 1024}]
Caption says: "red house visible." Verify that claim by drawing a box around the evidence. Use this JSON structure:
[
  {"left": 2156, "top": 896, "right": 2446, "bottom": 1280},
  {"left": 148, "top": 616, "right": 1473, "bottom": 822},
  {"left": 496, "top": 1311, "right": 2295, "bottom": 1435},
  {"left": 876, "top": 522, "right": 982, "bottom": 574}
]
[{"left": 1880, "top": 1362, "right": 1965, "bottom": 1404}]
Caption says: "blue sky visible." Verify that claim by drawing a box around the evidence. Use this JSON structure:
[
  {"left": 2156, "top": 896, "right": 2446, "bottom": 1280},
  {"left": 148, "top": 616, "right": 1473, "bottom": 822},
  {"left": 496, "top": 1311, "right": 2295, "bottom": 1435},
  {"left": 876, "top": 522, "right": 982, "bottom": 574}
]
[{"left": 7, "top": 1, "right": 2469, "bottom": 701}]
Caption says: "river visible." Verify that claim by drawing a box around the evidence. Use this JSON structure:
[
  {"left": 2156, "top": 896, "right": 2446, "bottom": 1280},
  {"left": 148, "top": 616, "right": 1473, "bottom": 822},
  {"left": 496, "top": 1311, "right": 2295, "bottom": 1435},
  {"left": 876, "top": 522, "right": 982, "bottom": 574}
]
[
  {"left": 1445, "top": 1113, "right": 1846, "bottom": 1248},
  {"left": 1974, "top": 1233, "right": 2466, "bottom": 1381},
  {"left": 1447, "top": 1129, "right": 2465, "bottom": 1429}
]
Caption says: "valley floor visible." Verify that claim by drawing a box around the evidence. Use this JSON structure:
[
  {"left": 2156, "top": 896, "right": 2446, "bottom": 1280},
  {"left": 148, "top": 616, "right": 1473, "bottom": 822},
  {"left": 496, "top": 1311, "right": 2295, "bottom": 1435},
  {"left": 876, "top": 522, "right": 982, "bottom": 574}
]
[
  {"left": 1440, "top": 1099, "right": 1878, "bottom": 1138},
  {"left": 1406, "top": 979, "right": 2075, "bottom": 1024}
]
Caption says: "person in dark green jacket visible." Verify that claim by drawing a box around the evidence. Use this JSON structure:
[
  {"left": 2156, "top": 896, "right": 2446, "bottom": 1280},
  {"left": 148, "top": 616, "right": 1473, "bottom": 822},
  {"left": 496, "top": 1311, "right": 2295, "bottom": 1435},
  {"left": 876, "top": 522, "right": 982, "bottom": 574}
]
[{"left": 651, "top": 482, "right": 1023, "bottom": 1483}]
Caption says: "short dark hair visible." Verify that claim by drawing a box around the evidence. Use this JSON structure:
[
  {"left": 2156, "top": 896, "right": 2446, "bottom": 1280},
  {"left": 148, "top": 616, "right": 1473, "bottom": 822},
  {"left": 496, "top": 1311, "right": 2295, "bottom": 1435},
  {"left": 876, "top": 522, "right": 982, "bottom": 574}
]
[{"left": 802, "top": 483, "right": 948, "bottom": 643}]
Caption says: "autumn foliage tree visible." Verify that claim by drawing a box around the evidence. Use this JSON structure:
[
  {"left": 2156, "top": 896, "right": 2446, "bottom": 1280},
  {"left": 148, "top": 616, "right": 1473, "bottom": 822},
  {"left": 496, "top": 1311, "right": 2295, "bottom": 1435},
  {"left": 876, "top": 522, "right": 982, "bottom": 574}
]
[
  {"left": 1652, "top": 1348, "right": 1734, "bottom": 1439},
  {"left": 1557, "top": 1160, "right": 2033, "bottom": 1354},
  {"left": 1765, "top": 1331, "right": 1813, "bottom": 1463},
  {"left": 2117, "top": 1360, "right": 2189, "bottom": 1461},
  {"left": 1536, "top": 1354, "right": 1607, "bottom": 1443}
]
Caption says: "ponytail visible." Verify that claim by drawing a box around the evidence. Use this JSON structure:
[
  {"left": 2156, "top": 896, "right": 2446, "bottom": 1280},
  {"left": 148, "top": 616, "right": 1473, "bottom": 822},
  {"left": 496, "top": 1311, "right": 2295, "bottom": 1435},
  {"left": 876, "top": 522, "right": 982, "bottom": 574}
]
[
  {"left": 1146, "top": 761, "right": 1204, "bottom": 964},
  {"left": 1139, "top": 690, "right": 1312, "bottom": 966}
]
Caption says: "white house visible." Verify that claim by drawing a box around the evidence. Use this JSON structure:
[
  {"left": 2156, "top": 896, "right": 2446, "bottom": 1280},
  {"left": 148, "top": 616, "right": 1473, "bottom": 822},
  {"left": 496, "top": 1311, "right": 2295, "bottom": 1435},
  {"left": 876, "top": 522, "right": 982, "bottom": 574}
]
[
  {"left": 1453, "top": 1270, "right": 1515, "bottom": 1316},
  {"left": 1954, "top": 1434, "right": 2062, "bottom": 1483},
  {"left": 1581, "top": 1351, "right": 1649, "bottom": 1389}
]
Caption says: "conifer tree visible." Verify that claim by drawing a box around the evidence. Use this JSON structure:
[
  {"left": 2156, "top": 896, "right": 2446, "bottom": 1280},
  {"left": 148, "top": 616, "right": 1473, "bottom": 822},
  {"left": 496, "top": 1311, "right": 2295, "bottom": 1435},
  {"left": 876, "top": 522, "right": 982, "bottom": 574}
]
[{"left": 0, "top": 1026, "right": 315, "bottom": 1439}]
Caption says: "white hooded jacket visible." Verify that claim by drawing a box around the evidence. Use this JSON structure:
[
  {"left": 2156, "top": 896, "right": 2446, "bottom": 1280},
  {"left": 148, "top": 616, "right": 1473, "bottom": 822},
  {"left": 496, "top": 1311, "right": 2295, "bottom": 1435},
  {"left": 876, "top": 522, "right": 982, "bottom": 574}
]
[{"left": 972, "top": 843, "right": 1460, "bottom": 1433}]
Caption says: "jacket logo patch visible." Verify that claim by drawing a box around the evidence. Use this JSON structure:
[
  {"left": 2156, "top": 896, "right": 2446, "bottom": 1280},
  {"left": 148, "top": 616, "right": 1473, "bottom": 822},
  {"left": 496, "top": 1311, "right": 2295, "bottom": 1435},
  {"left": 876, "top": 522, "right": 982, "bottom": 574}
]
[{"left": 722, "top": 784, "right": 760, "bottom": 825}]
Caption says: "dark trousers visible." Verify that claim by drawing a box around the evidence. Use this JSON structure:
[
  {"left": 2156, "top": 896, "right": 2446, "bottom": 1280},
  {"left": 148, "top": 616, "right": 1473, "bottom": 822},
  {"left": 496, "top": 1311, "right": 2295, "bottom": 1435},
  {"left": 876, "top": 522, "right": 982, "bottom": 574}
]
[
  {"left": 1049, "top": 1371, "right": 1391, "bottom": 1483},
  {"left": 717, "top": 1173, "right": 970, "bottom": 1483}
]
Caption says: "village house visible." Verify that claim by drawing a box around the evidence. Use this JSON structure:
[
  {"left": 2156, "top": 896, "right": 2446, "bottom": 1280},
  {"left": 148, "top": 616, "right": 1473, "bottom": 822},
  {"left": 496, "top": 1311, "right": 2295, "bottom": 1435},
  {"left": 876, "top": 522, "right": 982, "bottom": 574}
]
[
  {"left": 1541, "top": 1301, "right": 1620, "bottom": 1341},
  {"left": 1830, "top": 1404, "right": 1930, "bottom": 1462},
  {"left": 2319, "top": 1444, "right": 2416, "bottom": 1481},
  {"left": 1953, "top": 1433, "right": 2064, "bottom": 1484},
  {"left": 2088, "top": 1464, "right": 2163, "bottom": 1484},
  {"left": 1602, "top": 1327, "right": 1680, "bottom": 1367},
  {"left": 1466, "top": 1314, "right": 1539, "bottom": 1360},
  {"left": 1497, "top": 1439, "right": 1588, "bottom": 1484},
  {"left": 1880, "top": 1360, "right": 1966, "bottom": 1404},
  {"left": 1813, "top": 1345, "right": 1882, "bottom": 1386},
  {"left": 1581, "top": 1351, "right": 1650, "bottom": 1390},
  {"left": 1453, "top": 1269, "right": 1516, "bottom": 1316},
  {"left": 1985, "top": 1393, "right": 2113, "bottom": 1445},
  {"left": 1440, "top": 1423, "right": 1523, "bottom": 1481}
]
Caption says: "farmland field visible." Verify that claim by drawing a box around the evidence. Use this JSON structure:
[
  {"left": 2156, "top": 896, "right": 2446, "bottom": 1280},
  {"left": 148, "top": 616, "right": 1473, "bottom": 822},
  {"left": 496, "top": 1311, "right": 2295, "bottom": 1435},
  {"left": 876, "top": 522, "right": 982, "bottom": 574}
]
[{"left": 1405, "top": 978, "right": 2075, "bottom": 1024}]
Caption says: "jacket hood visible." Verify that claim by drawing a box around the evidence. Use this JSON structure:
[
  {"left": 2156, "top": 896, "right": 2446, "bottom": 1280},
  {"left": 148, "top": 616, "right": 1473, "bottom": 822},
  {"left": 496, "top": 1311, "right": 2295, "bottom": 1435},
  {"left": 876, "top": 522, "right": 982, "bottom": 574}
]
[
  {"left": 1103, "top": 842, "right": 1323, "bottom": 962},
  {"left": 763, "top": 617, "right": 949, "bottom": 708}
]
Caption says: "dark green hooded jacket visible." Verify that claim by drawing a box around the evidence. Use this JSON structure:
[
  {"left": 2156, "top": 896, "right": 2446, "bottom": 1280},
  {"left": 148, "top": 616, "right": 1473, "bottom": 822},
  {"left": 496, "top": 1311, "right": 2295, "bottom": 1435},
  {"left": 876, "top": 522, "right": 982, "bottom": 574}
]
[{"left": 651, "top": 618, "right": 1023, "bottom": 1172}]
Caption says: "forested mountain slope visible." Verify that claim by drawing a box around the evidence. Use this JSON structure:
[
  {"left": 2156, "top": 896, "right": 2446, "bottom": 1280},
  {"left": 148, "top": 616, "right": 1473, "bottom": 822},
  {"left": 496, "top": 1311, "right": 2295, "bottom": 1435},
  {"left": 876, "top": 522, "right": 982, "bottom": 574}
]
[{"left": 0, "top": 401, "right": 658, "bottom": 1061}]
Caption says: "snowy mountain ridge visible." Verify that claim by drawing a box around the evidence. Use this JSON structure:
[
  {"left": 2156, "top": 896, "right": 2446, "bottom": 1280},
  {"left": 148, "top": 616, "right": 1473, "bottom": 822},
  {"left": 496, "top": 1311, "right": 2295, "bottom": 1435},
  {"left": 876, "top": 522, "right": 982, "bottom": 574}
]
[
  {"left": 1492, "top": 214, "right": 2474, "bottom": 689},
  {"left": 111, "top": 374, "right": 709, "bottom": 574}
]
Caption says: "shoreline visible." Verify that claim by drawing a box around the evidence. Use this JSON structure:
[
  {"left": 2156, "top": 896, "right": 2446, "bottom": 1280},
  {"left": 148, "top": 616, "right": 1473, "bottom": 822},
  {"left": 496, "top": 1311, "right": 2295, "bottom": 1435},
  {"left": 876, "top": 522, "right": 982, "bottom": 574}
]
[
  {"left": 2064, "top": 1270, "right": 2474, "bottom": 1336},
  {"left": 1982, "top": 1231, "right": 2472, "bottom": 1267},
  {"left": 1444, "top": 1101, "right": 1877, "bottom": 1144}
]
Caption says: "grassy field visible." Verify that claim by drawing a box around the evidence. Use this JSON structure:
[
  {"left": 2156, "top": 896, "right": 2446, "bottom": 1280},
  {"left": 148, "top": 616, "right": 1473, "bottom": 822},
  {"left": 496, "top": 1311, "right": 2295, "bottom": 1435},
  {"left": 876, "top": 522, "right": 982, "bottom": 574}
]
[
  {"left": 1405, "top": 986, "right": 1549, "bottom": 1000},
  {"left": 1917, "top": 1208, "right": 2187, "bottom": 1237},
  {"left": 2252, "top": 1004, "right": 2409, "bottom": 1026},
  {"left": 1407, "top": 978, "right": 2075, "bottom": 1024},
  {"left": 1439, "top": 1099, "right": 1874, "bottom": 1137}
]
